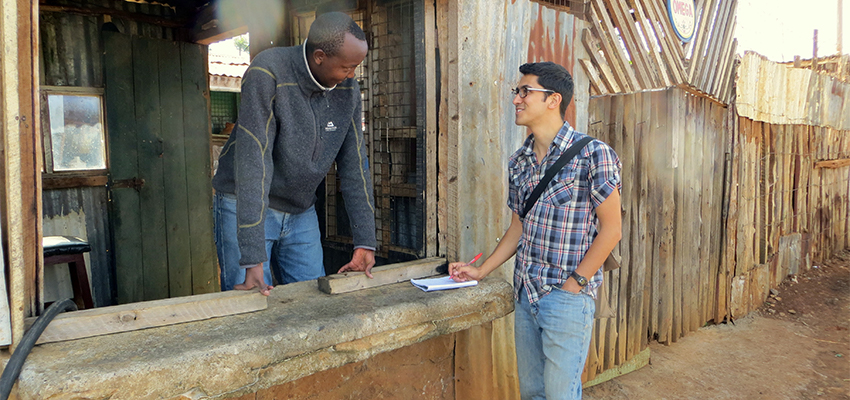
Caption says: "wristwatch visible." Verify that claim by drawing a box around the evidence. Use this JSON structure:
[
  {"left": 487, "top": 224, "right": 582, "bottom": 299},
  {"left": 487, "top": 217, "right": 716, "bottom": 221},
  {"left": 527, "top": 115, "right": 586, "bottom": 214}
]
[{"left": 570, "top": 271, "right": 588, "bottom": 287}]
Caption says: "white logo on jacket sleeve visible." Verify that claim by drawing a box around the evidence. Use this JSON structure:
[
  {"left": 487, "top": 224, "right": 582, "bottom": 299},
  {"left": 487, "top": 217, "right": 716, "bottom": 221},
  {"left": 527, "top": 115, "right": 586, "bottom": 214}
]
[{"left": 325, "top": 121, "right": 338, "bottom": 132}]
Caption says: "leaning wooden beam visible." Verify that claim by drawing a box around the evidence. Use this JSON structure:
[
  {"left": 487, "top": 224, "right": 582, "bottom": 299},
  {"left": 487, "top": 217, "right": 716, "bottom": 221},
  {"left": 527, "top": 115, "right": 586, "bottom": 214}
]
[
  {"left": 718, "top": 39, "right": 738, "bottom": 103},
  {"left": 814, "top": 158, "right": 850, "bottom": 169},
  {"left": 709, "top": 15, "right": 738, "bottom": 98},
  {"left": 579, "top": 58, "right": 607, "bottom": 95},
  {"left": 25, "top": 290, "right": 268, "bottom": 345},
  {"left": 605, "top": 0, "right": 657, "bottom": 88},
  {"left": 581, "top": 29, "right": 622, "bottom": 92},
  {"left": 697, "top": 0, "right": 735, "bottom": 91},
  {"left": 590, "top": 0, "right": 638, "bottom": 92},
  {"left": 631, "top": 0, "right": 672, "bottom": 86},
  {"left": 637, "top": 0, "right": 685, "bottom": 84},
  {"left": 687, "top": 0, "right": 717, "bottom": 83},
  {"left": 318, "top": 257, "right": 447, "bottom": 294}
]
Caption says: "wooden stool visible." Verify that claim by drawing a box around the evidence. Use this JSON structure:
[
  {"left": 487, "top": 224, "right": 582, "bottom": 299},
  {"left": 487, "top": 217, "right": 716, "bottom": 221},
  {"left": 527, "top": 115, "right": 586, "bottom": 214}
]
[{"left": 43, "top": 236, "right": 94, "bottom": 309}]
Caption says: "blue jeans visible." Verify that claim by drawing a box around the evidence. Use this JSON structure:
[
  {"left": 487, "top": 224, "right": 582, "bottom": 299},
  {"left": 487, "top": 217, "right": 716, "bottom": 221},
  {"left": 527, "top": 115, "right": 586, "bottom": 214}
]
[
  {"left": 515, "top": 285, "right": 595, "bottom": 400},
  {"left": 213, "top": 192, "right": 324, "bottom": 291}
]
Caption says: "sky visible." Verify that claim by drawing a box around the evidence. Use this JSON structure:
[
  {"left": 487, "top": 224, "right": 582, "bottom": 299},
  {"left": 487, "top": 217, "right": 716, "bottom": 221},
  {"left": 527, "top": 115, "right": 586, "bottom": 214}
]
[{"left": 735, "top": 0, "right": 850, "bottom": 62}]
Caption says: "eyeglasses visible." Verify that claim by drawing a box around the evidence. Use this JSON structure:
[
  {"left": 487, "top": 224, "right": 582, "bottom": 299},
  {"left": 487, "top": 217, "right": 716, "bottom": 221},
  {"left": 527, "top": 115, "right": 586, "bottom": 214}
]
[{"left": 511, "top": 86, "right": 555, "bottom": 98}]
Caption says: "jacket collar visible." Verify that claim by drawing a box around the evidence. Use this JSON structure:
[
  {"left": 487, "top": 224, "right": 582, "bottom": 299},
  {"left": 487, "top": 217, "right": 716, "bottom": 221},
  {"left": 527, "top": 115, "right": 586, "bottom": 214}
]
[{"left": 300, "top": 41, "right": 336, "bottom": 93}]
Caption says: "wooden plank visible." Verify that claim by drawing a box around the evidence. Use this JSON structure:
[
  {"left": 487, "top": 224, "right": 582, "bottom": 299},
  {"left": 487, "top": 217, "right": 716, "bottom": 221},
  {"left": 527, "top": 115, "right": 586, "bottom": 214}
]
[
  {"left": 631, "top": 0, "right": 672, "bottom": 86},
  {"left": 133, "top": 35, "right": 169, "bottom": 301},
  {"left": 729, "top": 274, "right": 748, "bottom": 319},
  {"left": 424, "top": 0, "right": 438, "bottom": 257},
  {"left": 709, "top": 15, "right": 737, "bottom": 98},
  {"left": 103, "top": 31, "right": 144, "bottom": 305},
  {"left": 734, "top": 118, "right": 752, "bottom": 277},
  {"left": 685, "top": 92, "right": 701, "bottom": 334},
  {"left": 157, "top": 38, "right": 193, "bottom": 298},
  {"left": 581, "top": 29, "right": 621, "bottom": 93},
  {"left": 620, "top": 92, "right": 638, "bottom": 361},
  {"left": 636, "top": 91, "right": 651, "bottom": 350},
  {"left": 318, "top": 257, "right": 446, "bottom": 294},
  {"left": 814, "top": 158, "right": 850, "bottom": 169},
  {"left": 25, "top": 290, "right": 268, "bottom": 345},
  {"left": 583, "top": 347, "right": 650, "bottom": 388},
  {"left": 692, "top": 96, "right": 705, "bottom": 328},
  {"left": 180, "top": 41, "right": 218, "bottom": 294},
  {"left": 579, "top": 58, "right": 607, "bottom": 95},
  {"left": 717, "top": 110, "right": 738, "bottom": 323},
  {"left": 42, "top": 174, "right": 109, "bottom": 190},
  {"left": 717, "top": 39, "right": 738, "bottom": 103},
  {"left": 658, "top": 89, "right": 675, "bottom": 343},
  {"left": 650, "top": 0, "right": 686, "bottom": 62},
  {"left": 589, "top": 0, "right": 638, "bottom": 92},
  {"left": 595, "top": 97, "right": 612, "bottom": 375},
  {"left": 637, "top": 0, "right": 684, "bottom": 85},
  {"left": 708, "top": 102, "right": 724, "bottom": 321},
  {"left": 686, "top": 0, "right": 716, "bottom": 83},
  {"left": 436, "top": 0, "right": 448, "bottom": 259},
  {"left": 604, "top": 0, "right": 656, "bottom": 88},
  {"left": 695, "top": 94, "right": 711, "bottom": 330},
  {"left": 698, "top": 0, "right": 736, "bottom": 92},
  {"left": 672, "top": 88, "right": 686, "bottom": 342},
  {"left": 0, "top": 0, "right": 28, "bottom": 346},
  {"left": 651, "top": 0, "right": 688, "bottom": 75}
]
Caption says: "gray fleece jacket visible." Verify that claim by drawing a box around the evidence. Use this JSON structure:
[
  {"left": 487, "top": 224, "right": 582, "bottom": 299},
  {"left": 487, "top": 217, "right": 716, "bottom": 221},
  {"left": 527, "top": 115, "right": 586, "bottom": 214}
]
[{"left": 212, "top": 44, "right": 376, "bottom": 267}]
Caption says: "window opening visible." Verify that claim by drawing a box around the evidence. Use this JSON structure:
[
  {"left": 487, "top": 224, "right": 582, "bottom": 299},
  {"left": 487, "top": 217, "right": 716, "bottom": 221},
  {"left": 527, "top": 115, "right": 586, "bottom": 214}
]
[{"left": 41, "top": 90, "right": 107, "bottom": 173}]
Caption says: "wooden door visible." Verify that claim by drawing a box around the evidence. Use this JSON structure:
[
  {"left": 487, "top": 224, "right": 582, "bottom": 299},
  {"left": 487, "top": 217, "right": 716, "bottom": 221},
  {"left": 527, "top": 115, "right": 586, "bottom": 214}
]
[{"left": 103, "top": 31, "right": 217, "bottom": 303}]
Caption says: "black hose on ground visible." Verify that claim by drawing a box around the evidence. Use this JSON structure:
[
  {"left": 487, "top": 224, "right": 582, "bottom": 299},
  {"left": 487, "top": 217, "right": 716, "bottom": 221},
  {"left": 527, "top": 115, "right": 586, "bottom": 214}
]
[{"left": 0, "top": 298, "right": 77, "bottom": 400}]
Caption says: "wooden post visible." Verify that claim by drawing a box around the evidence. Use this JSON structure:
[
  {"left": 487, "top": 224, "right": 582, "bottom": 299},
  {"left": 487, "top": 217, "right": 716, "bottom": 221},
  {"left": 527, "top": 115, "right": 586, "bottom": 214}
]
[
  {"left": 0, "top": 0, "right": 41, "bottom": 350},
  {"left": 838, "top": 0, "right": 843, "bottom": 55},
  {"left": 424, "top": 0, "right": 438, "bottom": 257},
  {"left": 812, "top": 29, "right": 818, "bottom": 73}
]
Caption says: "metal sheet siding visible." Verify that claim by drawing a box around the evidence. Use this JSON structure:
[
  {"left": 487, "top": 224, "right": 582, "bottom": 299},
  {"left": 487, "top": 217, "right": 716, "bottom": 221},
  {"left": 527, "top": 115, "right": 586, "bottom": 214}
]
[
  {"left": 42, "top": 187, "right": 113, "bottom": 307},
  {"left": 456, "top": 0, "right": 588, "bottom": 279},
  {"left": 737, "top": 52, "right": 850, "bottom": 130},
  {"left": 40, "top": 3, "right": 177, "bottom": 87}
]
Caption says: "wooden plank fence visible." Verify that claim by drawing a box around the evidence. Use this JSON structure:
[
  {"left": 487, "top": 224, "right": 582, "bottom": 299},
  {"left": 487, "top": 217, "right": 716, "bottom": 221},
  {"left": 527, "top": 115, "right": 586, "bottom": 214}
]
[
  {"left": 580, "top": 86, "right": 849, "bottom": 382},
  {"left": 724, "top": 118, "right": 849, "bottom": 318},
  {"left": 582, "top": 87, "right": 728, "bottom": 382}
]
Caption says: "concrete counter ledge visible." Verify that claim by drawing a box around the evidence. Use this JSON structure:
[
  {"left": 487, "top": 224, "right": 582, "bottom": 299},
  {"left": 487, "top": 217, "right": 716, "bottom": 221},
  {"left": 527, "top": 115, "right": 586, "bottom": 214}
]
[{"left": 8, "top": 277, "right": 514, "bottom": 399}]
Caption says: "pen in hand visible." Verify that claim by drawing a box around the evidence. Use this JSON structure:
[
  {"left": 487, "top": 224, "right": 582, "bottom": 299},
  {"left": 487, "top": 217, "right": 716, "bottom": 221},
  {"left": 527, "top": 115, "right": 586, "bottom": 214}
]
[
  {"left": 452, "top": 252, "right": 483, "bottom": 278},
  {"left": 465, "top": 252, "right": 483, "bottom": 266}
]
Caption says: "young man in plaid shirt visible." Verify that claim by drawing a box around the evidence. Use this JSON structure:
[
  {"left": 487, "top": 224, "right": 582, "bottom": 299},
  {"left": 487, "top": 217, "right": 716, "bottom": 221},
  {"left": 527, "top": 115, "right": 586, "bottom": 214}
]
[{"left": 450, "top": 62, "right": 622, "bottom": 399}]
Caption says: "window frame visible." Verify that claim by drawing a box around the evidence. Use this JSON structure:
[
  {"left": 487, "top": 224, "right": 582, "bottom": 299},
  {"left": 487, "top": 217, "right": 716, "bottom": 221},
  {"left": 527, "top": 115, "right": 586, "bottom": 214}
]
[{"left": 40, "top": 86, "right": 110, "bottom": 189}]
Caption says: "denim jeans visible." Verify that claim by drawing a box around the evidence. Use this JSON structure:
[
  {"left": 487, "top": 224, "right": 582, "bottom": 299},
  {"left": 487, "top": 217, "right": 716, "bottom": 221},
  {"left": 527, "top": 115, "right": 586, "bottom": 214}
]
[
  {"left": 213, "top": 192, "right": 324, "bottom": 291},
  {"left": 515, "top": 285, "right": 596, "bottom": 400}
]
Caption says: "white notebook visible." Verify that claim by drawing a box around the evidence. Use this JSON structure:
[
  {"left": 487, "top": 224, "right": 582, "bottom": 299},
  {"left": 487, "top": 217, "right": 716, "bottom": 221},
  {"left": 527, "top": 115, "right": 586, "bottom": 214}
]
[{"left": 411, "top": 276, "right": 478, "bottom": 292}]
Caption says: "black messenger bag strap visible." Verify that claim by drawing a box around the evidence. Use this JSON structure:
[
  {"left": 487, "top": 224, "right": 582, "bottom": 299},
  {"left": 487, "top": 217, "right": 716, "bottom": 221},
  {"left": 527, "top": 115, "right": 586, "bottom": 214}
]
[{"left": 519, "top": 136, "right": 594, "bottom": 219}]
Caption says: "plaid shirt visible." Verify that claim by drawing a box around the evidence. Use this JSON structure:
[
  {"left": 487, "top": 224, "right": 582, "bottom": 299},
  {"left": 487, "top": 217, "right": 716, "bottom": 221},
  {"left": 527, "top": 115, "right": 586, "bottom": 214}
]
[{"left": 508, "top": 122, "right": 621, "bottom": 305}]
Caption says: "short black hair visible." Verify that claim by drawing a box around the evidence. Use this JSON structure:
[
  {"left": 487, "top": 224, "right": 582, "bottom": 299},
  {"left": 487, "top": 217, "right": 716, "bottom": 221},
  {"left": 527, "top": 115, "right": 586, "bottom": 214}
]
[
  {"left": 519, "top": 62, "right": 574, "bottom": 117},
  {"left": 305, "top": 12, "right": 366, "bottom": 57}
]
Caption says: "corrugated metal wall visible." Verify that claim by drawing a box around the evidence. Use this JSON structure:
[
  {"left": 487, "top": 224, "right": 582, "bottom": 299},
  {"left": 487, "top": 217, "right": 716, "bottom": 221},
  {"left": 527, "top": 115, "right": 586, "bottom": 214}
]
[
  {"left": 736, "top": 52, "right": 850, "bottom": 131},
  {"left": 449, "top": 1, "right": 589, "bottom": 398},
  {"left": 40, "top": 4, "right": 180, "bottom": 307}
]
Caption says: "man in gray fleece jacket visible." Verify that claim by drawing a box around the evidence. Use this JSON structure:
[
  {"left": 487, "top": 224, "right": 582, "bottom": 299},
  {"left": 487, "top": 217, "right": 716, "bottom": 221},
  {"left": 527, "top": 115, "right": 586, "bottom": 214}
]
[{"left": 212, "top": 12, "right": 376, "bottom": 295}]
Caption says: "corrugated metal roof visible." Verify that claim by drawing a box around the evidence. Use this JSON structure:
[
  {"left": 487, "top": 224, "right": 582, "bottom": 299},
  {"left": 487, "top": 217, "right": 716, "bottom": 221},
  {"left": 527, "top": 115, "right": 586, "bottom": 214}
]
[{"left": 209, "top": 60, "right": 248, "bottom": 78}]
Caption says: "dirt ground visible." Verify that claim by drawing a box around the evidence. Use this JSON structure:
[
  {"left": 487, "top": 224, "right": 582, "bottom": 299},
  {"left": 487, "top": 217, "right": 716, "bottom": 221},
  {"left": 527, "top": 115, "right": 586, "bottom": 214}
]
[{"left": 584, "top": 249, "right": 850, "bottom": 400}]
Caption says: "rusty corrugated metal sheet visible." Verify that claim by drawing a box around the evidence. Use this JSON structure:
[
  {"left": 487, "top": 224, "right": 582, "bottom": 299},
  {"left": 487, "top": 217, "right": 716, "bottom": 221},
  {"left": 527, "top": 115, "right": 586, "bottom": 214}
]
[
  {"left": 40, "top": 1, "right": 179, "bottom": 87},
  {"left": 737, "top": 52, "right": 850, "bottom": 130},
  {"left": 455, "top": 0, "right": 589, "bottom": 264}
]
